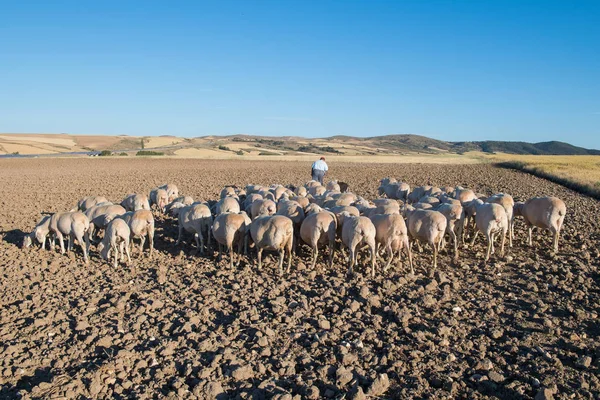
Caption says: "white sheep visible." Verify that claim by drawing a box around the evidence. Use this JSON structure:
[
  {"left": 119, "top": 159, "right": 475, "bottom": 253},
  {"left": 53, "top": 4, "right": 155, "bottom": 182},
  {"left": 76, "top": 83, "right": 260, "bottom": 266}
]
[
  {"left": 175, "top": 204, "right": 212, "bottom": 254},
  {"left": 340, "top": 213, "right": 377, "bottom": 277},
  {"left": 299, "top": 210, "right": 337, "bottom": 270},
  {"left": 212, "top": 211, "right": 252, "bottom": 267},
  {"left": 220, "top": 186, "right": 237, "bottom": 199},
  {"left": 215, "top": 196, "right": 241, "bottom": 215},
  {"left": 84, "top": 204, "right": 127, "bottom": 248},
  {"left": 294, "top": 186, "right": 308, "bottom": 197},
  {"left": 435, "top": 203, "right": 464, "bottom": 261},
  {"left": 486, "top": 193, "right": 515, "bottom": 247},
  {"left": 159, "top": 183, "right": 179, "bottom": 202},
  {"left": 276, "top": 200, "right": 306, "bottom": 251},
  {"left": 513, "top": 196, "right": 566, "bottom": 252},
  {"left": 249, "top": 199, "right": 276, "bottom": 220},
  {"left": 404, "top": 207, "right": 447, "bottom": 275},
  {"left": 97, "top": 218, "right": 131, "bottom": 268},
  {"left": 76, "top": 196, "right": 110, "bottom": 212},
  {"left": 24, "top": 212, "right": 90, "bottom": 263},
  {"left": 250, "top": 215, "right": 294, "bottom": 274},
  {"left": 454, "top": 187, "right": 477, "bottom": 204},
  {"left": 369, "top": 213, "right": 413, "bottom": 274},
  {"left": 118, "top": 210, "right": 155, "bottom": 258},
  {"left": 407, "top": 186, "right": 430, "bottom": 204},
  {"left": 121, "top": 193, "right": 151, "bottom": 212},
  {"left": 149, "top": 188, "right": 169, "bottom": 213},
  {"left": 469, "top": 200, "right": 508, "bottom": 261},
  {"left": 326, "top": 180, "right": 341, "bottom": 192}
]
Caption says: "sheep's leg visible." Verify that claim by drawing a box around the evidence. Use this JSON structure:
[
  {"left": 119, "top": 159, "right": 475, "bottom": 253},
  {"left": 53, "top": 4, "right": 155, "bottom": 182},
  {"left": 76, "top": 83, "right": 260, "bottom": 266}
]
[
  {"left": 286, "top": 238, "right": 293, "bottom": 273},
  {"left": 450, "top": 230, "right": 459, "bottom": 261},
  {"left": 256, "top": 248, "right": 263, "bottom": 270},
  {"left": 176, "top": 225, "right": 183, "bottom": 245},
  {"left": 119, "top": 241, "right": 125, "bottom": 263},
  {"left": 125, "top": 240, "right": 131, "bottom": 264},
  {"left": 217, "top": 243, "right": 223, "bottom": 261},
  {"left": 508, "top": 218, "right": 513, "bottom": 248},
  {"left": 198, "top": 230, "right": 205, "bottom": 255},
  {"left": 370, "top": 242, "right": 377, "bottom": 278},
  {"left": 41, "top": 236, "right": 47, "bottom": 251},
  {"left": 139, "top": 236, "right": 146, "bottom": 256},
  {"left": 383, "top": 244, "right": 394, "bottom": 273},
  {"left": 490, "top": 232, "right": 496, "bottom": 254},
  {"left": 113, "top": 244, "right": 119, "bottom": 268},
  {"left": 148, "top": 231, "right": 154, "bottom": 259},
  {"left": 75, "top": 233, "right": 89, "bottom": 263},
  {"left": 244, "top": 234, "right": 248, "bottom": 255},
  {"left": 470, "top": 230, "right": 479, "bottom": 247},
  {"left": 485, "top": 232, "right": 492, "bottom": 262},
  {"left": 328, "top": 241, "right": 335, "bottom": 268},
  {"left": 230, "top": 245, "right": 235, "bottom": 269},
  {"left": 56, "top": 232, "right": 65, "bottom": 254},
  {"left": 311, "top": 246, "right": 318, "bottom": 270},
  {"left": 67, "top": 234, "right": 73, "bottom": 252},
  {"left": 236, "top": 238, "right": 243, "bottom": 267},
  {"left": 404, "top": 238, "right": 414, "bottom": 275},
  {"left": 347, "top": 245, "right": 356, "bottom": 276},
  {"left": 430, "top": 242, "right": 438, "bottom": 277},
  {"left": 195, "top": 233, "right": 201, "bottom": 251},
  {"left": 500, "top": 227, "right": 506, "bottom": 257}
]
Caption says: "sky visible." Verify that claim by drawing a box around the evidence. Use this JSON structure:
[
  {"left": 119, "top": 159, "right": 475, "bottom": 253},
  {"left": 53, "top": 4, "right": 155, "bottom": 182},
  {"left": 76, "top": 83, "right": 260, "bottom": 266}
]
[{"left": 1, "top": 1, "right": 599, "bottom": 148}]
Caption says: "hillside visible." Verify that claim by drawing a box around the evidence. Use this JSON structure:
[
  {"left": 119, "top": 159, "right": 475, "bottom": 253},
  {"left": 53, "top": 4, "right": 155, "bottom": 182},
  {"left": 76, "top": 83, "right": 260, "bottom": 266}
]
[{"left": 0, "top": 133, "right": 597, "bottom": 156}]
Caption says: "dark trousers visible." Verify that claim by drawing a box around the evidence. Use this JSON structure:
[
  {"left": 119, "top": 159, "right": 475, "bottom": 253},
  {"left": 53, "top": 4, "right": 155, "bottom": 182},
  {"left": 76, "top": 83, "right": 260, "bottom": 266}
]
[{"left": 312, "top": 169, "right": 325, "bottom": 184}]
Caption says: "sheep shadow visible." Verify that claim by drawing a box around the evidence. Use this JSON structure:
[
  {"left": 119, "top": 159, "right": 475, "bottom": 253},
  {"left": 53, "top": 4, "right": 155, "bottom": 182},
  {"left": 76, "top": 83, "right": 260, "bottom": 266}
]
[{"left": 1, "top": 229, "right": 27, "bottom": 247}]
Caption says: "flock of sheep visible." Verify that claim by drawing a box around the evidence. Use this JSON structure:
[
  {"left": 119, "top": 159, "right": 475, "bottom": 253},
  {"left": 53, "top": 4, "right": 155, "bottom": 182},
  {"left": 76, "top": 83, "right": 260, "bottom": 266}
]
[{"left": 22, "top": 179, "right": 567, "bottom": 277}]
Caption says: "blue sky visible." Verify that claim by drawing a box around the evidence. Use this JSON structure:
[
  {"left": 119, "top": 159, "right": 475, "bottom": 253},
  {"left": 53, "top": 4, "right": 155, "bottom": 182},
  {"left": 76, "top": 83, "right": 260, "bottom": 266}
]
[{"left": 1, "top": 1, "right": 599, "bottom": 148}]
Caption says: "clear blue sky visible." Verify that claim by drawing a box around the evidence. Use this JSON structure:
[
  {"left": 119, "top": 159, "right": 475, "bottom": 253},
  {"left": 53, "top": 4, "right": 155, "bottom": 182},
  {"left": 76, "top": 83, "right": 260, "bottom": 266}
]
[{"left": 1, "top": 1, "right": 599, "bottom": 148}]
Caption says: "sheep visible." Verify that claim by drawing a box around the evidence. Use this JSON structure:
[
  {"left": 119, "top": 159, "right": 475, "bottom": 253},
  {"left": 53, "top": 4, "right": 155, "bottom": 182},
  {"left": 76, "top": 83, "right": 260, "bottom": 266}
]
[
  {"left": 121, "top": 194, "right": 151, "bottom": 212},
  {"left": 22, "top": 215, "right": 52, "bottom": 250},
  {"left": 117, "top": 210, "right": 155, "bottom": 258},
  {"left": 250, "top": 215, "right": 294, "bottom": 274},
  {"left": 305, "top": 180, "right": 321, "bottom": 189},
  {"left": 365, "top": 202, "right": 401, "bottom": 217},
  {"left": 212, "top": 211, "right": 252, "bottom": 268},
  {"left": 454, "top": 187, "right": 477, "bottom": 204},
  {"left": 215, "top": 197, "right": 241, "bottom": 215},
  {"left": 304, "top": 203, "right": 323, "bottom": 216},
  {"left": 220, "top": 186, "right": 237, "bottom": 199},
  {"left": 245, "top": 184, "right": 265, "bottom": 194},
  {"left": 407, "top": 186, "right": 430, "bottom": 204},
  {"left": 418, "top": 196, "right": 440, "bottom": 207},
  {"left": 404, "top": 207, "right": 447, "bottom": 275},
  {"left": 159, "top": 183, "right": 179, "bottom": 202},
  {"left": 149, "top": 188, "right": 169, "bottom": 213},
  {"left": 175, "top": 204, "right": 212, "bottom": 254},
  {"left": 380, "top": 177, "right": 397, "bottom": 186},
  {"left": 352, "top": 197, "right": 372, "bottom": 214},
  {"left": 435, "top": 203, "right": 465, "bottom": 261},
  {"left": 24, "top": 212, "right": 90, "bottom": 263},
  {"left": 166, "top": 196, "right": 194, "bottom": 214},
  {"left": 469, "top": 200, "right": 508, "bottom": 261},
  {"left": 294, "top": 186, "right": 308, "bottom": 197},
  {"left": 84, "top": 204, "right": 127, "bottom": 247},
  {"left": 249, "top": 199, "right": 276, "bottom": 220},
  {"left": 97, "top": 218, "right": 131, "bottom": 268},
  {"left": 300, "top": 211, "right": 337, "bottom": 270},
  {"left": 276, "top": 200, "right": 306, "bottom": 251},
  {"left": 335, "top": 192, "right": 357, "bottom": 206},
  {"left": 412, "top": 202, "right": 434, "bottom": 210},
  {"left": 76, "top": 196, "right": 110, "bottom": 212},
  {"left": 486, "top": 193, "right": 515, "bottom": 247},
  {"left": 378, "top": 182, "right": 401, "bottom": 199},
  {"left": 395, "top": 182, "right": 410, "bottom": 202},
  {"left": 308, "top": 185, "right": 326, "bottom": 197},
  {"left": 326, "top": 180, "right": 341, "bottom": 192},
  {"left": 292, "top": 196, "right": 310, "bottom": 210},
  {"left": 270, "top": 185, "right": 287, "bottom": 201},
  {"left": 243, "top": 193, "right": 263, "bottom": 211},
  {"left": 513, "top": 196, "right": 566, "bottom": 252},
  {"left": 369, "top": 213, "right": 413, "bottom": 274},
  {"left": 340, "top": 213, "right": 377, "bottom": 277}
]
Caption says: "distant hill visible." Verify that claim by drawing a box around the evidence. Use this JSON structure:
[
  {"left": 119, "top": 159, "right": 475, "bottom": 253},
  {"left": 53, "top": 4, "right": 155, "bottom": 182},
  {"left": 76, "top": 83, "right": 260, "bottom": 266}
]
[{"left": 0, "top": 132, "right": 597, "bottom": 156}]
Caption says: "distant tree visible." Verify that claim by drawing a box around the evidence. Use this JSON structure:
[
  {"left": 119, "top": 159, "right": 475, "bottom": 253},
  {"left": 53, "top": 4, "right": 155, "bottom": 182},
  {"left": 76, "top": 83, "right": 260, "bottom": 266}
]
[
  {"left": 141, "top": 138, "right": 145, "bottom": 149},
  {"left": 99, "top": 150, "right": 112, "bottom": 156}
]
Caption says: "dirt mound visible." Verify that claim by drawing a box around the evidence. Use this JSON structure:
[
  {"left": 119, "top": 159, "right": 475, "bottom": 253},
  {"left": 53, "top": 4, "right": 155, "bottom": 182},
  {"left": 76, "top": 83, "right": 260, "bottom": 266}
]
[{"left": 0, "top": 159, "right": 598, "bottom": 399}]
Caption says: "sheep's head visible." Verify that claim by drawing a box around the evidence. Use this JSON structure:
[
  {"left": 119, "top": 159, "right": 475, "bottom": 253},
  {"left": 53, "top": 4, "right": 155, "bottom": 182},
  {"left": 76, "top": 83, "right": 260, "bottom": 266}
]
[
  {"left": 22, "top": 234, "right": 33, "bottom": 248},
  {"left": 304, "top": 203, "right": 322, "bottom": 216},
  {"left": 513, "top": 202, "right": 524, "bottom": 217},
  {"left": 33, "top": 227, "right": 46, "bottom": 244}
]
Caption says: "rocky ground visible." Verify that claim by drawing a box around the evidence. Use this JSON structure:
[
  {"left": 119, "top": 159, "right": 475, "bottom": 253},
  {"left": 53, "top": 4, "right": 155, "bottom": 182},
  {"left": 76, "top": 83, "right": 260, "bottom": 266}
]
[{"left": 0, "top": 158, "right": 598, "bottom": 399}]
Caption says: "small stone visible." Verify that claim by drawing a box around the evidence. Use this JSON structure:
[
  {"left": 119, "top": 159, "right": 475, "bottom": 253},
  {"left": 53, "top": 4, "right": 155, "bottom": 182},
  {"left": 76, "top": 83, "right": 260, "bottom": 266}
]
[
  {"left": 306, "top": 386, "right": 320, "bottom": 399},
  {"left": 75, "top": 320, "right": 90, "bottom": 331},
  {"left": 476, "top": 359, "right": 493, "bottom": 371},
  {"left": 535, "top": 388, "right": 554, "bottom": 400},
  {"left": 231, "top": 365, "right": 254, "bottom": 380},
  {"left": 488, "top": 371, "right": 505, "bottom": 383},
  {"left": 366, "top": 373, "right": 389, "bottom": 397},
  {"left": 318, "top": 319, "right": 331, "bottom": 330},
  {"left": 491, "top": 329, "right": 504, "bottom": 339},
  {"left": 577, "top": 355, "right": 592, "bottom": 368}
]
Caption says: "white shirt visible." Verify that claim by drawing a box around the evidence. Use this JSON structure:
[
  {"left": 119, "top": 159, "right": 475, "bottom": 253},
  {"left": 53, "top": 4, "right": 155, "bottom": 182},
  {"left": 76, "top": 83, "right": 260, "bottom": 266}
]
[{"left": 312, "top": 160, "right": 328, "bottom": 171}]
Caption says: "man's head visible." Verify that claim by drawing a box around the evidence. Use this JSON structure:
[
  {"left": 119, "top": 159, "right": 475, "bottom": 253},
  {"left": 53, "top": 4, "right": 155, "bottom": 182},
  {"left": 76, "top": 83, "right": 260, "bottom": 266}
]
[{"left": 320, "top": 157, "right": 325, "bottom": 161}]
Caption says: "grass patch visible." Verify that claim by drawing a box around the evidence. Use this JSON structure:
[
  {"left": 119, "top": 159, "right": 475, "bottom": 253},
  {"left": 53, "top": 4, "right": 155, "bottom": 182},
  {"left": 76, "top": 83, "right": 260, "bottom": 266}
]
[
  {"left": 218, "top": 145, "right": 231, "bottom": 151},
  {"left": 258, "top": 151, "right": 278, "bottom": 156},
  {"left": 136, "top": 150, "right": 164, "bottom": 156},
  {"left": 494, "top": 159, "right": 600, "bottom": 200},
  {"left": 99, "top": 150, "right": 112, "bottom": 156}
]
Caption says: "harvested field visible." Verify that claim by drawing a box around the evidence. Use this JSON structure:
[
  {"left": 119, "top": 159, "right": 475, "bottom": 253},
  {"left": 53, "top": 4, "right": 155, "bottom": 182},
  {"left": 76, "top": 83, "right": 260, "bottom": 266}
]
[{"left": 0, "top": 159, "right": 599, "bottom": 399}]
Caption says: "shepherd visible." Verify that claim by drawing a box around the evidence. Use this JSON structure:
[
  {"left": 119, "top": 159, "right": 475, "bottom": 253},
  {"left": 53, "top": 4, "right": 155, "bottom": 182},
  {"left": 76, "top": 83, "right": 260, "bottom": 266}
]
[{"left": 311, "top": 156, "right": 328, "bottom": 184}]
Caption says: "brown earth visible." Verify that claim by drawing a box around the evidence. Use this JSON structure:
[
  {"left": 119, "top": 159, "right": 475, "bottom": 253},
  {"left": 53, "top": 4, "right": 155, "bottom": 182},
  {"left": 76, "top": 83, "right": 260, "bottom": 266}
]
[{"left": 0, "top": 159, "right": 599, "bottom": 399}]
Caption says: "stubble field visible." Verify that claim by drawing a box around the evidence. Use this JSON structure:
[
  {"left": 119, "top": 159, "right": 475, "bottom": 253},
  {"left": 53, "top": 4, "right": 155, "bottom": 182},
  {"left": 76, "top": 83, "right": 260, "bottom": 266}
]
[{"left": 0, "top": 158, "right": 599, "bottom": 399}]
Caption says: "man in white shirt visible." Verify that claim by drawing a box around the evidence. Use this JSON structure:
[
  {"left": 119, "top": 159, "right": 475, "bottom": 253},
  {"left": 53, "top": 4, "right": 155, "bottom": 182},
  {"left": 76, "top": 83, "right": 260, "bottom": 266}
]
[{"left": 311, "top": 157, "right": 328, "bottom": 184}]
